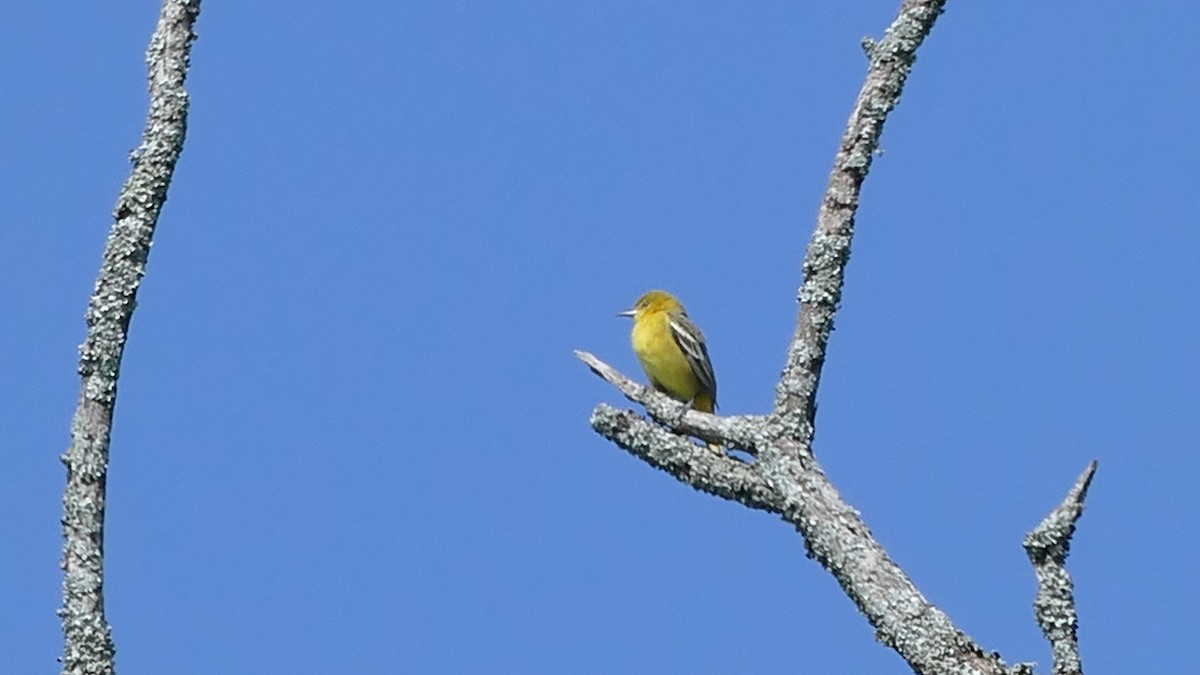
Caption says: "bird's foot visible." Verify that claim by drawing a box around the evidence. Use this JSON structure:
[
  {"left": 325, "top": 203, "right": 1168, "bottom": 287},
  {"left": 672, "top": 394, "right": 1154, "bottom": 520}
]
[{"left": 670, "top": 399, "right": 696, "bottom": 426}]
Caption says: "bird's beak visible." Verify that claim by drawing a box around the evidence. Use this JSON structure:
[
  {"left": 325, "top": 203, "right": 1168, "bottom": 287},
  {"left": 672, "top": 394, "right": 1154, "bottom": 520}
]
[{"left": 617, "top": 309, "right": 636, "bottom": 318}]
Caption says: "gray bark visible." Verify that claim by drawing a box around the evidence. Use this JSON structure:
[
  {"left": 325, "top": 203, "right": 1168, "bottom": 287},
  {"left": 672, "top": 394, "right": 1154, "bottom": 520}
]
[
  {"left": 579, "top": 1, "right": 1096, "bottom": 673},
  {"left": 60, "top": 2, "right": 201, "bottom": 674}
]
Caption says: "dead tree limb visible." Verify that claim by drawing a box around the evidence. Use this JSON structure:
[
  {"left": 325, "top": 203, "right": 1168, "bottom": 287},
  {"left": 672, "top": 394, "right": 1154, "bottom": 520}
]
[
  {"left": 60, "top": 2, "right": 201, "bottom": 674},
  {"left": 1024, "top": 461, "right": 1098, "bottom": 675},
  {"left": 579, "top": 1, "right": 1098, "bottom": 673}
]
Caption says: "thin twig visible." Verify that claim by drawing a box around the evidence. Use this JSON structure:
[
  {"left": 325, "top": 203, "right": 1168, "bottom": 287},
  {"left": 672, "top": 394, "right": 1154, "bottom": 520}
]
[
  {"left": 1024, "top": 461, "right": 1098, "bottom": 675},
  {"left": 60, "top": 2, "right": 201, "bottom": 674},
  {"left": 575, "top": 351, "right": 765, "bottom": 452}
]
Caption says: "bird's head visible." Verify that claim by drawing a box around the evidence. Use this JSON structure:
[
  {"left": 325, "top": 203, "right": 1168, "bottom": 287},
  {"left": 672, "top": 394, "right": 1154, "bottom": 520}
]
[{"left": 618, "top": 290, "right": 685, "bottom": 319}]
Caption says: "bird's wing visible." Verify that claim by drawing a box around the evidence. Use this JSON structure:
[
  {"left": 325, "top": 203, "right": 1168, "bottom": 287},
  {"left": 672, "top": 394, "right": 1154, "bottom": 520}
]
[{"left": 667, "top": 310, "right": 717, "bottom": 408}]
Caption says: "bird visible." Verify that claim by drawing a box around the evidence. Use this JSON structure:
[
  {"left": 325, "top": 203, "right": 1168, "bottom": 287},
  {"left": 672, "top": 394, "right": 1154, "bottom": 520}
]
[{"left": 619, "top": 290, "right": 720, "bottom": 451}]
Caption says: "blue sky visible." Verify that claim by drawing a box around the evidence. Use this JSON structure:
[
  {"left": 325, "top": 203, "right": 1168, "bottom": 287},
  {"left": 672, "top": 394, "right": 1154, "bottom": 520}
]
[{"left": 3, "top": 1, "right": 1197, "bottom": 672}]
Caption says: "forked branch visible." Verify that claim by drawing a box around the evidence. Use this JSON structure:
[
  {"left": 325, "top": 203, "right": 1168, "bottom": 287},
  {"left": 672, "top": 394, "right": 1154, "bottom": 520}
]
[{"left": 579, "top": 1, "right": 1098, "bottom": 674}]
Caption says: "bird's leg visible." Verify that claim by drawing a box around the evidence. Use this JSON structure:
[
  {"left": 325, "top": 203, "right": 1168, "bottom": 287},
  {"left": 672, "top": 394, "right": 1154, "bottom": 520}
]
[
  {"left": 666, "top": 398, "right": 723, "bottom": 455},
  {"left": 670, "top": 398, "right": 696, "bottom": 426}
]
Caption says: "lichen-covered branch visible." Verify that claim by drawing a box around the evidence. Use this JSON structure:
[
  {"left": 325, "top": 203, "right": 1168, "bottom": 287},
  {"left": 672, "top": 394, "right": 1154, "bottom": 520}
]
[
  {"left": 581, "top": 365, "right": 1011, "bottom": 674},
  {"left": 60, "top": 2, "right": 201, "bottom": 674},
  {"left": 762, "top": 448, "right": 1011, "bottom": 674},
  {"left": 774, "top": 0, "right": 948, "bottom": 448},
  {"left": 590, "top": 405, "right": 781, "bottom": 512},
  {"left": 575, "top": 350, "right": 765, "bottom": 451},
  {"left": 580, "top": 2, "right": 1100, "bottom": 674},
  {"left": 1023, "top": 461, "right": 1097, "bottom": 675}
]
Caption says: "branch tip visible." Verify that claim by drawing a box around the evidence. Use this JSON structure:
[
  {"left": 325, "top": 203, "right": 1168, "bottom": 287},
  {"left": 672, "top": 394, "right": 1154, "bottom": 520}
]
[{"left": 1022, "top": 461, "right": 1096, "bottom": 675}]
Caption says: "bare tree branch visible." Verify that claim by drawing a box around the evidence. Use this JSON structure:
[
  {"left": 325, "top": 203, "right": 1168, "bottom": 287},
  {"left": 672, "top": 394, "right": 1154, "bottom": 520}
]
[
  {"left": 774, "top": 0, "right": 947, "bottom": 452},
  {"left": 1023, "top": 461, "right": 1097, "bottom": 675},
  {"left": 590, "top": 405, "right": 781, "bottom": 512},
  {"left": 60, "top": 2, "right": 201, "bottom": 673},
  {"left": 579, "top": 351, "right": 1011, "bottom": 673},
  {"left": 575, "top": 350, "right": 765, "bottom": 451},
  {"left": 576, "top": 1, "right": 1102, "bottom": 673},
  {"left": 584, "top": 399, "right": 1014, "bottom": 674}
]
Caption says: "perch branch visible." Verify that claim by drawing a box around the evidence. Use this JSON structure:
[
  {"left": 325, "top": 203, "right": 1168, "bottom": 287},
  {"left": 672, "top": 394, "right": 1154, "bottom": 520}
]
[
  {"left": 60, "top": 2, "right": 201, "bottom": 674},
  {"left": 575, "top": 350, "right": 765, "bottom": 452},
  {"left": 1023, "top": 461, "right": 1097, "bottom": 675}
]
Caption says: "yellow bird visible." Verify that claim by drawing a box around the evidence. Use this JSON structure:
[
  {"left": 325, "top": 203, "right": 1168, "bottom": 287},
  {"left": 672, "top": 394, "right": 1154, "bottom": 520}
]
[{"left": 619, "top": 291, "right": 719, "bottom": 450}]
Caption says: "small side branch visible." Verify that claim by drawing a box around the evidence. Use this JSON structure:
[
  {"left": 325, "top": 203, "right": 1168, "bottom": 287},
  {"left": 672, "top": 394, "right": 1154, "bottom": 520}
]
[
  {"left": 60, "top": 2, "right": 201, "bottom": 674},
  {"left": 1023, "top": 461, "right": 1098, "bottom": 675},
  {"left": 575, "top": 351, "right": 765, "bottom": 452}
]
